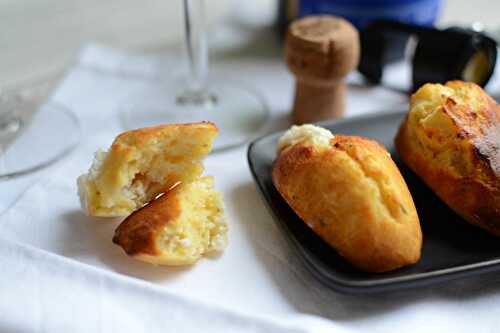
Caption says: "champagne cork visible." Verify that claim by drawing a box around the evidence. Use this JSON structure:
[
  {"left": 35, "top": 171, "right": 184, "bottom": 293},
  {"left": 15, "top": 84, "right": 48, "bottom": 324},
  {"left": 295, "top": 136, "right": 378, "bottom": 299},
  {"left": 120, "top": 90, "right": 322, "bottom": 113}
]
[{"left": 285, "top": 15, "right": 360, "bottom": 124}]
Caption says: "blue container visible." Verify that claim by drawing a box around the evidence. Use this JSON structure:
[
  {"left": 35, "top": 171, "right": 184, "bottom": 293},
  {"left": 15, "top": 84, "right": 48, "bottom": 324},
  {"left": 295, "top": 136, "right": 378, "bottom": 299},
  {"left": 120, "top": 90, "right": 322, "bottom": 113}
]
[{"left": 281, "top": 0, "right": 442, "bottom": 29}]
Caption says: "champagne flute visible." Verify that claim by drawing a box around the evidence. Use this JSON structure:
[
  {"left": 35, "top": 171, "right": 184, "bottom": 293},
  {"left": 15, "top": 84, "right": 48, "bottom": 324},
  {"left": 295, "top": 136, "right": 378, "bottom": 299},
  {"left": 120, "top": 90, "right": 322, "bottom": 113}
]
[
  {"left": 0, "top": 81, "right": 80, "bottom": 179},
  {"left": 119, "top": 0, "right": 269, "bottom": 151}
]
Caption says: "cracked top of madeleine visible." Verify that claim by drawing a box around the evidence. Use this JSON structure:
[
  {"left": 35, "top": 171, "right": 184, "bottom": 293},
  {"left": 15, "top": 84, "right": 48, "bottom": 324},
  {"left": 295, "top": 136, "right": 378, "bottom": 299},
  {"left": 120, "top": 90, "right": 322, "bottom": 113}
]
[{"left": 396, "top": 80, "right": 500, "bottom": 235}]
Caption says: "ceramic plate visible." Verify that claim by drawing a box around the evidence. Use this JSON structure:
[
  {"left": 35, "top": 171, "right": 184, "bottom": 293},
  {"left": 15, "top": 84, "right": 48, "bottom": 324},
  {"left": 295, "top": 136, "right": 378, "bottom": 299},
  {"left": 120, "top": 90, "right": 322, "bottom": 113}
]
[{"left": 247, "top": 110, "right": 500, "bottom": 293}]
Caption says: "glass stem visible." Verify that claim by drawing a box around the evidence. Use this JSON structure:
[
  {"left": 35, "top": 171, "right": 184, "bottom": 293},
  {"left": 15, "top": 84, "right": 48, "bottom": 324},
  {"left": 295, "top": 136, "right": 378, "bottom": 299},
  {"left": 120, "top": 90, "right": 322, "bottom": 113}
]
[{"left": 183, "top": 0, "right": 208, "bottom": 94}]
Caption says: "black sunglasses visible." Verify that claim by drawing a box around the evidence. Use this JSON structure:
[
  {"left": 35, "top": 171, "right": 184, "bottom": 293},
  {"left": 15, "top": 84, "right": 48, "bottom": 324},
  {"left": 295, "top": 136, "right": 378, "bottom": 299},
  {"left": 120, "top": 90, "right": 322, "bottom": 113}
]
[{"left": 358, "top": 20, "right": 498, "bottom": 92}]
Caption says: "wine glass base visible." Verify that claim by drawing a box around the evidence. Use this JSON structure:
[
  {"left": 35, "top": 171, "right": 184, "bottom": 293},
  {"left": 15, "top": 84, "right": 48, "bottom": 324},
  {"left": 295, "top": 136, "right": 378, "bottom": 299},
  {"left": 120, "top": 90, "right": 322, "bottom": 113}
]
[
  {"left": 0, "top": 102, "right": 80, "bottom": 179},
  {"left": 119, "top": 80, "right": 269, "bottom": 151}
]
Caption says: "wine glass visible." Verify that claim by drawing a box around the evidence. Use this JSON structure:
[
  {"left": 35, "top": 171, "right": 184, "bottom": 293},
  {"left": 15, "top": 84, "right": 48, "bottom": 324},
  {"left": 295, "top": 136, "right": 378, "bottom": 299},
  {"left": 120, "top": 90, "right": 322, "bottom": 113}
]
[
  {"left": 0, "top": 80, "right": 80, "bottom": 179},
  {"left": 119, "top": 0, "right": 269, "bottom": 151}
]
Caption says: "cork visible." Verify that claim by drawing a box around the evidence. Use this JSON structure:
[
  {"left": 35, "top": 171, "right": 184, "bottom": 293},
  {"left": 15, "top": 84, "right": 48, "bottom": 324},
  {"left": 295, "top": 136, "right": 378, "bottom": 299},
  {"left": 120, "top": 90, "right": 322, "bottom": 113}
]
[{"left": 285, "top": 15, "right": 360, "bottom": 124}]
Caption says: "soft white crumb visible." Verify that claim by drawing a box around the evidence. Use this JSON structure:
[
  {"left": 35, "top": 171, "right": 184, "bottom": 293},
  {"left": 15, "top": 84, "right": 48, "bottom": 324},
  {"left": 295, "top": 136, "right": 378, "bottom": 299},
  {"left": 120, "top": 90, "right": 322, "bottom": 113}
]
[
  {"left": 210, "top": 234, "right": 227, "bottom": 252},
  {"left": 76, "top": 175, "right": 89, "bottom": 215},
  {"left": 179, "top": 238, "right": 191, "bottom": 248},
  {"left": 88, "top": 149, "right": 108, "bottom": 181}
]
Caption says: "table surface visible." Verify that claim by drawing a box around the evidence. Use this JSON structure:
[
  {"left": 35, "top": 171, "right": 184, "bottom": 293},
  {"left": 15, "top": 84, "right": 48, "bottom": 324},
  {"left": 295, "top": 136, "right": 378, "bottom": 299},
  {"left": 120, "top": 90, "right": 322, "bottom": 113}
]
[{"left": 2, "top": 0, "right": 500, "bottom": 89}]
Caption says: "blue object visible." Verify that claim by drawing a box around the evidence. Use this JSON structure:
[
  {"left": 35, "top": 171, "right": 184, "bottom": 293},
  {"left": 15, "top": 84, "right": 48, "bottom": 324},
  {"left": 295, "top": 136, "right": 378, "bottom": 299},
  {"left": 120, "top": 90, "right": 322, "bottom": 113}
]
[{"left": 295, "top": 0, "right": 442, "bottom": 28}]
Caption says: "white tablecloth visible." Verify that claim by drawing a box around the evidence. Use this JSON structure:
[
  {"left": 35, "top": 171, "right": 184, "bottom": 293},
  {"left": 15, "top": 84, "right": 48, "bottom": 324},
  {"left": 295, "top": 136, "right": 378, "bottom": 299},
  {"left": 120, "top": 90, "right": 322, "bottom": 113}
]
[{"left": 2, "top": 43, "right": 500, "bottom": 333}]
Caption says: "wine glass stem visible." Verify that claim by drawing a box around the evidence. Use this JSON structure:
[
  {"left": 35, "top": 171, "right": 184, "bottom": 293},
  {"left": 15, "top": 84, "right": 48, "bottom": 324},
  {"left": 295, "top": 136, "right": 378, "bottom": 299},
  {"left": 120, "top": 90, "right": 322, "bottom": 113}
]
[{"left": 183, "top": 0, "right": 208, "bottom": 94}]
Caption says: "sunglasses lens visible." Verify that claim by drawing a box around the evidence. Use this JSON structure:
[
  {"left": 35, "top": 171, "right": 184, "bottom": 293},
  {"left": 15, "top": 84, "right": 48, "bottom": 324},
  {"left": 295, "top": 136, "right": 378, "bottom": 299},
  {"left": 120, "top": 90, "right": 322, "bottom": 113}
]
[{"left": 462, "top": 49, "right": 492, "bottom": 85}]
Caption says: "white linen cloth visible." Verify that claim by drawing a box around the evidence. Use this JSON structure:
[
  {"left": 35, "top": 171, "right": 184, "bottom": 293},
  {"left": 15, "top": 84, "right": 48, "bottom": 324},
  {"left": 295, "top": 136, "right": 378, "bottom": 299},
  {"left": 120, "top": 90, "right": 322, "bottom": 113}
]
[{"left": 2, "top": 44, "right": 500, "bottom": 333}]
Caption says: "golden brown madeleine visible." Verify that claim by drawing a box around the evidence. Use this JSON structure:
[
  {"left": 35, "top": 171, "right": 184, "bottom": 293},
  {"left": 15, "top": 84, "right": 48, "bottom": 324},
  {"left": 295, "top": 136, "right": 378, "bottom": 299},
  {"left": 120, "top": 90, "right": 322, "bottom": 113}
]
[
  {"left": 77, "top": 122, "right": 218, "bottom": 217},
  {"left": 396, "top": 81, "right": 500, "bottom": 235},
  {"left": 113, "top": 176, "right": 227, "bottom": 266},
  {"left": 273, "top": 125, "right": 422, "bottom": 273}
]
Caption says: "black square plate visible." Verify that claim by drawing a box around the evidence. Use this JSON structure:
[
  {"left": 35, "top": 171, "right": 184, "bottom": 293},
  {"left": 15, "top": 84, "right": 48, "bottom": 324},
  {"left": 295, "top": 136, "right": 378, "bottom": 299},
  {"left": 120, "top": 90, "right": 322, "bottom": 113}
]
[{"left": 247, "top": 110, "right": 500, "bottom": 294}]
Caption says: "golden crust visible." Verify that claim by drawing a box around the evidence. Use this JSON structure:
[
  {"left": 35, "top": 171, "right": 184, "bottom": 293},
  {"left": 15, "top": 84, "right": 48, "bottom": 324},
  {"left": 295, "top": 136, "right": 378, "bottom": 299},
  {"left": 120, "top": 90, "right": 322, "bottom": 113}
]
[
  {"left": 113, "top": 176, "right": 227, "bottom": 266},
  {"left": 77, "top": 122, "right": 218, "bottom": 217},
  {"left": 113, "top": 188, "right": 181, "bottom": 259},
  {"left": 113, "top": 122, "right": 215, "bottom": 147},
  {"left": 273, "top": 134, "right": 422, "bottom": 273},
  {"left": 396, "top": 81, "right": 500, "bottom": 236}
]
